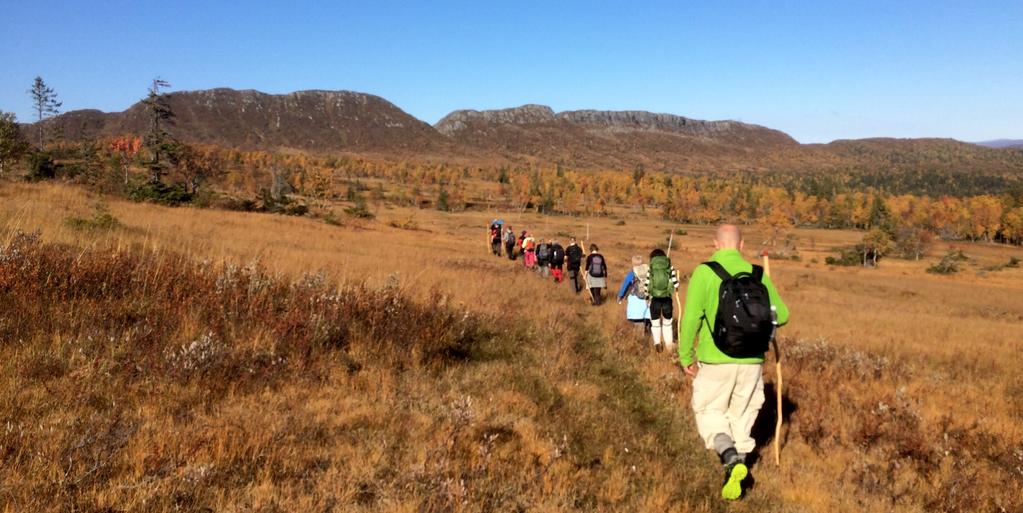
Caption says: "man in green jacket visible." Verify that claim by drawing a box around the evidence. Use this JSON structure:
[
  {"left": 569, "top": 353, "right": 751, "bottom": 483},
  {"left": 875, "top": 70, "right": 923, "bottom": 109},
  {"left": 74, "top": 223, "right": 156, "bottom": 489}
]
[{"left": 678, "top": 224, "right": 789, "bottom": 501}]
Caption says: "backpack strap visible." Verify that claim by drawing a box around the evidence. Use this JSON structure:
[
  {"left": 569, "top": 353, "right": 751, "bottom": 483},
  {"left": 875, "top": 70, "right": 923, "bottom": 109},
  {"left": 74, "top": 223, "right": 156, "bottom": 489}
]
[
  {"left": 751, "top": 264, "right": 764, "bottom": 282},
  {"left": 702, "top": 261, "right": 731, "bottom": 281}
]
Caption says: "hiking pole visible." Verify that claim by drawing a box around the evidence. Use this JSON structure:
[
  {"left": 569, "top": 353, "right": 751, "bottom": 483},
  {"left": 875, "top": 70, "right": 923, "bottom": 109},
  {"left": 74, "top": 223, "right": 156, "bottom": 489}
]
[
  {"left": 581, "top": 252, "right": 592, "bottom": 305},
  {"left": 580, "top": 223, "right": 593, "bottom": 304},
  {"left": 762, "top": 250, "right": 783, "bottom": 467},
  {"left": 666, "top": 230, "right": 682, "bottom": 342}
]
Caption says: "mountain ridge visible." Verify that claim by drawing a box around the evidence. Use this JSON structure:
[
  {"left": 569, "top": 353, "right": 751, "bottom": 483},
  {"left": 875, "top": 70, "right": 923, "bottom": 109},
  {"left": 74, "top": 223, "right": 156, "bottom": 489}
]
[
  {"left": 975, "top": 139, "right": 1023, "bottom": 149},
  {"left": 36, "top": 88, "right": 454, "bottom": 156},
  {"left": 28, "top": 87, "right": 1023, "bottom": 174}
]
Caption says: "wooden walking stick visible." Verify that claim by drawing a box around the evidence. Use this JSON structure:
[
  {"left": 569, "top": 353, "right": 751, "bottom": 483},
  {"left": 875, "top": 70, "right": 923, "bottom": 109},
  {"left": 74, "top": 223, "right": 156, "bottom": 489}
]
[
  {"left": 578, "top": 223, "right": 591, "bottom": 304},
  {"left": 762, "top": 249, "right": 783, "bottom": 466},
  {"left": 667, "top": 231, "right": 682, "bottom": 337}
]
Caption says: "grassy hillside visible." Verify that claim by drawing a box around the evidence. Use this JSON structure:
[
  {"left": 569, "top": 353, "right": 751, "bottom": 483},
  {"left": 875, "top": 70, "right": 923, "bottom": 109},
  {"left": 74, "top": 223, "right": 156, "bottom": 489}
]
[{"left": 2, "top": 182, "right": 1022, "bottom": 512}]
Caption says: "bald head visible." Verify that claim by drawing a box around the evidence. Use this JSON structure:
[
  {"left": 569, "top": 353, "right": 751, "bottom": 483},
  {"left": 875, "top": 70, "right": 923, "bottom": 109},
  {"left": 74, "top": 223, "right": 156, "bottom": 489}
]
[{"left": 714, "top": 224, "right": 743, "bottom": 250}]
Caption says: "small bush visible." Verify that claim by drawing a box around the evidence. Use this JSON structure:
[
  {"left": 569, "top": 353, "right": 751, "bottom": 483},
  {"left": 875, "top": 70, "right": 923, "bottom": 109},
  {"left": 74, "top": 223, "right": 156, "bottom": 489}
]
[
  {"left": 323, "top": 211, "right": 343, "bottom": 226},
  {"left": 344, "top": 180, "right": 368, "bottom": 199},
  {"left": 190, "top": 189, "right": 215, "bottom": 209},
  {"left": 826, "top": 247, "right": 866, "bottom": 267},
  {"left": 64, "top": 204, "right": 120, "bottom": 231},
  {"left": 615, "top": 219, "right": 626, "bottom": 226},
  {"left": 673, "top": 228, "right": 687, "bottom": 236},
  {"left": 254, "top": 187, "right": 309, "bottom": 216},
  {"left": 436, "top": 188, "right": 450, "bottom": 212},
  {"left": 280, "top": 202, "right": 309, "bottom": 216},
  {"left": 982, "top": 255, "right": 1020, "bottom": 272},
  {"left": 927, "top": 250, "right": 969, "bottom": 275},
  {"left": 388, "top": 217, "right": 420, "bottom": 230},
  {"left": 344, "top": 204, "right": 375, "bottom": 219},
  {"left": 217, "top": 196, "right": 258, "bottom": 212},
  {"left": 128, "top": 181, "right": 193, "bottom": 206},
  {"left": 26, "top": 152, "right": 56, "bottom": 181},
  {"left": 773, "top": 252, "right": 802, "bottom": 261}
]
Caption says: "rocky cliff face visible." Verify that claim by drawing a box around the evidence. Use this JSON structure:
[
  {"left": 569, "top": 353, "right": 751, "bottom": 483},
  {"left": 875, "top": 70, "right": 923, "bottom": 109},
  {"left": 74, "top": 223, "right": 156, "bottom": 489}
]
[
  {"left": 435, "top": 105, "right": 557, "bottom": 135},
  {"left": 42, "top": 89, "right": 453, "bottom": 154},
  {"left": 435, "top": 104, "right": 796, "bottom": 150},
  {"left": 430, "top": 104, "right": 798, "bottom": 170},
  {"left": 558, "top": 110, "right": 785, "bottom": 138}
]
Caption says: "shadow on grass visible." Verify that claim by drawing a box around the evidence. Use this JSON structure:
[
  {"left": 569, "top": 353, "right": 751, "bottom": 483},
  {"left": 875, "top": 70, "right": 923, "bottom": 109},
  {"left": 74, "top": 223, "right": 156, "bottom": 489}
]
[{"left": 748, "top": 382, "right": 798, "bottom": 469}]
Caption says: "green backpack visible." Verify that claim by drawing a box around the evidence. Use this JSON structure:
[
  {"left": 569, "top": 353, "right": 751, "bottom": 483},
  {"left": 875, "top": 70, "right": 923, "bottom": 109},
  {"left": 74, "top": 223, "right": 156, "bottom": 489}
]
[{"left": 648, "top": 256, "right": 673, "bottom": 298}]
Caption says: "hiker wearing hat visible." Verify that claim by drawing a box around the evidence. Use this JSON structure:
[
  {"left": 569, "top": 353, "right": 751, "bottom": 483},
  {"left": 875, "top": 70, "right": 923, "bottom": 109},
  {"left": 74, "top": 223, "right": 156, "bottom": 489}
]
[
  {"left": 678, "top": 225, "right": 789, "bottom": 501},
  {"left": 489, "top": 221, "right": 503, "bottom": 256}
]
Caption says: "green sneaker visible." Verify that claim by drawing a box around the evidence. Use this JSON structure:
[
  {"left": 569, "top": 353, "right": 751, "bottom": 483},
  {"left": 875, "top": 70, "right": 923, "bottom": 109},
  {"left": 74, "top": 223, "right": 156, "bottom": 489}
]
[{"left": 721, "top": 462, "right": 747, "bottom": 500}]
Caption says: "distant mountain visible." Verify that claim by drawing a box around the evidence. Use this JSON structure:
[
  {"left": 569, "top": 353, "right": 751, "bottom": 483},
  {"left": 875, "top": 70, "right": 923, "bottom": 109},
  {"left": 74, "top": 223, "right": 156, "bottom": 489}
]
[
  {"left": 30, "top": 88, "right": 1023, "bottom": 176},
  {"left": 435, "top": 105, "right": 796, "bottom": 171},
  {"left": 39, "top": 88, "right": 453, "bottom": 155},
  {"left": 975, "top": 139, "right": 1023, "bottom": 149}
]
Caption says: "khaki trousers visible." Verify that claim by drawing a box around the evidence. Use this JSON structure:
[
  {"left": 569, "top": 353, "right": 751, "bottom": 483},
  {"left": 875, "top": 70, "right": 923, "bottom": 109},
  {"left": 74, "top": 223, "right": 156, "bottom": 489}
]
[{"left": 691, "top": 363, "right": 765, "bottom": 454}]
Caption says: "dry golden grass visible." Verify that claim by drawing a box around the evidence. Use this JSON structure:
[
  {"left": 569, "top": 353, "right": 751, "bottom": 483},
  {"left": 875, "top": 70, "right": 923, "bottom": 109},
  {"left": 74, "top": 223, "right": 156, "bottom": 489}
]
[{"left": 2, "top": 181, "right": 1022, "bottom": 512}]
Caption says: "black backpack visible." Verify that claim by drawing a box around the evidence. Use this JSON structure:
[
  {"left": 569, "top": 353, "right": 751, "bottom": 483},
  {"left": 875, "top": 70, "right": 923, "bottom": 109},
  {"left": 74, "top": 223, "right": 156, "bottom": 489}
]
[
  {"left": 589, "top": 254, "right": 607, "bottom": 278},
  {"left": 566, "top": 245, "right": 583, "bottom": 266},
  {"left": 550, "top": 244, "right": 565, "bottom": 265},
  {"left": 703, "top": 261, "right": 774, "bottom": 358}
]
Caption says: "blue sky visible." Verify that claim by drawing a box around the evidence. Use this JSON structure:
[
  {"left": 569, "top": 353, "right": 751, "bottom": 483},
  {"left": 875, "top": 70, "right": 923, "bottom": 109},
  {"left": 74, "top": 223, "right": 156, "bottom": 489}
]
[{"left": 1, "top": 0, "right": 1020, "bottom": 143}]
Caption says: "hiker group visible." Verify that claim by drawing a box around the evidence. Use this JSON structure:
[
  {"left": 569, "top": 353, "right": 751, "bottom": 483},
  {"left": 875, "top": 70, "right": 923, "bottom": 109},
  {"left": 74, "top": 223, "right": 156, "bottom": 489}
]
[
  {"left": 489, "top": 220, "right": 789, "bottom": 501},
  {"left": 489, "top": 219, "right": 607, "bottom": 304}
]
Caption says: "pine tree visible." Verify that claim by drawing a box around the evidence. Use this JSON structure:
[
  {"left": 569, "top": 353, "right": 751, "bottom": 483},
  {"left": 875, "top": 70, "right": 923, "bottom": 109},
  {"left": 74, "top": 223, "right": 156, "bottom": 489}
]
[
  {"left": 142, "top": 78, "right": 175, "bottom": 183},
  {"left": 867, "top": 194, "right": 894, "bottom": 234},
  {"left": 28, "top": 77, "right": 61, "bottom": 148},
  {"left": 0, "top": 111, "right": 29, "bottom": 176},
  {"left": 436, "top": 187, "right": 450, "bottom": 212}
]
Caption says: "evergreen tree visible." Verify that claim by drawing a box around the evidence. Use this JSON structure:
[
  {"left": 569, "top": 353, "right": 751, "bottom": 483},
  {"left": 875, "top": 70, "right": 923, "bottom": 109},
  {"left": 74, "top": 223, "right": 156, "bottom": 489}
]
[
  {"left": 632, "top": 164, "right": 645, "bottom": 186},
  {"left": 867, "top": 194, "right": 894, "bottom": 234},
  {"left": 142, "top": 78, "right": 175, "bottom": 183},
  {"left": 436, "top": 187, "right": 450, "bottom": 211},
  {"left": 0, "top": 111, "right": 29, "bottom": 176},
  {"left": 28, "top": 77, "right": 61, "bottom": 148}
]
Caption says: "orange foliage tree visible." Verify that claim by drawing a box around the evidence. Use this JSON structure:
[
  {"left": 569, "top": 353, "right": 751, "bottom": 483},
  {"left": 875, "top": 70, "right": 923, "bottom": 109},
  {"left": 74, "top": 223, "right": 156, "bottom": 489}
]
[{"left": 110, "top": 137, "right": 142, "bottom": 184}]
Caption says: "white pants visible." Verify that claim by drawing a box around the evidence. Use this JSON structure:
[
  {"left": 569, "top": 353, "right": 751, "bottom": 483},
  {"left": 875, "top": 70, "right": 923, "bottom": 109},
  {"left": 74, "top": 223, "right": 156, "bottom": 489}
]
[{"left": 691, "top": 363, "right": 765, "bottom": 454}]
